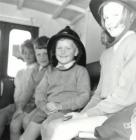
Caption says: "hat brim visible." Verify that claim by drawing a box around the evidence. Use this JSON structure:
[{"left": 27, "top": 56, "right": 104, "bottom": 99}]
[
  {"left": 120, "top": 0, "right": 136, "bottom": 10},
  {"left": 89, "top": 0, "right": 136, "bottom": 26},
  {"left": 89, "top": 0, "right": 105, "bottom": 25}
]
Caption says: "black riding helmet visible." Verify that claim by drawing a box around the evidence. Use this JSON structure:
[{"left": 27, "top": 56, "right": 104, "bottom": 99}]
[{"left": 47, "top": 26, "right": 86, "bottom": 67}]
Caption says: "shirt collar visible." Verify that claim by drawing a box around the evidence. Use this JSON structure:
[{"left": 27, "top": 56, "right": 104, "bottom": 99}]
[
  {"left": 26, "top": 63, "right": 36, "bottom": 70},
  {"left": 56, "top": 60, "right": 75, "bottom": 70},
  {"left": 39, "top": 64, "right": 49, "bottom": 71}
]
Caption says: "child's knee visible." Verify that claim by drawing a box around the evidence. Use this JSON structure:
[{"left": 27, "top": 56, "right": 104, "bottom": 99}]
[
  {"left": 45, "top": 120, "right": 55, "bottom": 131},
  {"left": 21, "top": 122, "right": 41, "bottom": 140},
  {"left": 41, "top": 124, "right": 45, "bottom": 139},
  {"left": 10, "top": 119, "right": 21, "bottom": 133},
  {"left": 41, "top": 121, "right": 59, "bottom": 140},
  {"left": 23, "top": 115, "right": 30, "bottom": 129},
  {"left": 41, "top": 120, "right": 55, "bottom": 138},
  {"left": 48, "top": 120, "right": 63, "bottom": 135},
  {"left": 55, "top": 123, "right": 64, "bottom": 133}
]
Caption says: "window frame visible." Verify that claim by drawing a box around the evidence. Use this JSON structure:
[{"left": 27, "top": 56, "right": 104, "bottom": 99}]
[{"left": 0, "top": 21, "right": 39, "bottom": 78}]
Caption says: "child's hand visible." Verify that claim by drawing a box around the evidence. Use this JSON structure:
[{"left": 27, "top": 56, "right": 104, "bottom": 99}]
[
  {"left": 64, "top": 112, "right": 87, "bottom": 119},
  {"left": 46, "top": 102, "right": 62, "bottom": 112},
  {"left": 46, "top": 102, "right": 57, "bottom": 112},
  {"left": 63, "top": 115, "right": 72, "bottom": 121}
]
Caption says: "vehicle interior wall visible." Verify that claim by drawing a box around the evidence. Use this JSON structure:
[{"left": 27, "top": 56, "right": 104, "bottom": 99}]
[
  {"left": 72, "top": 10, "right": 105, "bottom": 63},
  {"left": 0, "top": 2, "right": 105, "bottom": 64},
  {"left": 0, "top": 2, "right": 69, "bottom": 37},
  {"left": 85, "top": 11, "right": 105, "bottom": 63}
]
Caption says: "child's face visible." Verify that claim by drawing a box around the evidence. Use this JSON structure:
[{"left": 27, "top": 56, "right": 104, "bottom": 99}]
[
  {"left": 102, "top": 2, "right": 125, "bottom": 37},
  {"left": 56, "top": 39, "right": 78, "bottom": 65},
  {"left": 35, "top": 49, "right": 49, "bottom": 67},
  {"left": 22, "top": 47, "right": 35, "bottom": 65}
]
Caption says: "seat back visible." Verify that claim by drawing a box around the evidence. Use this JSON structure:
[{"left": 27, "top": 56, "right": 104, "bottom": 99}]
[
  {"left": 86, "top": 61, "right": 101, "bottom": 91},
  {"left": 0, "top": 77, "right": 15, "bottom": 109}
]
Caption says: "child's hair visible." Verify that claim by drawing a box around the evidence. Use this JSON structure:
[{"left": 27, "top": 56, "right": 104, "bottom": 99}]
[
  {"left": 20, "top": 39, "right": 36, "bottom": 62},
  {"left": 33, "top": 36, "right": 49, "bottom": 50},
  {"left": 51, "top": 37, "right": 84, "bottom": 66},
  {"left": 47, "top": 26, "right": 86, "bottom": 67},
  {"left": 99, "top": 0, "right": 136, "bottom": 43},
  {"left": 99, "top": 0, "right": 136, "bottom": 34},
  {"left": 21, "top": 39, "right": 35, "bottom": 55},
  {"left": 101, "top": 30, "right": 114, "bottom": 48}
]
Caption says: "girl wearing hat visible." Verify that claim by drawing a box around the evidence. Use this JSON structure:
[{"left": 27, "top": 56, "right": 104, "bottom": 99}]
[
  {"left": 41, "top": 0, "right": 136, "bottom": 140},
  {"left": 20, "top": 26, "right": 90, "bottom": 140}
]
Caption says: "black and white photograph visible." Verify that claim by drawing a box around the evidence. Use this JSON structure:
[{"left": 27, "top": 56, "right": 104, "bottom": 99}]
[{"left": 0, "top": 0, "right": 136, "bottom": 140}]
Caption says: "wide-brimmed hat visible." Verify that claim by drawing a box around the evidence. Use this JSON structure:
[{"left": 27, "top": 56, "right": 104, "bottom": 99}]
[
  {"left": 89, "top": 0, "right": 136, "bottom": 25},
  {"left": 47, "top": 26, "right": 86, "bottom": 67}
]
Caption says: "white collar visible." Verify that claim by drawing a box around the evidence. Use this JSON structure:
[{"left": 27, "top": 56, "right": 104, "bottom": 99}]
[
  {"left": 26, "top": 63, "right": 36, "bottom": 70},
  {"left": 39, "top": 65, "right": 43, "bottom": 71},
  {"left": 56, "top": 60, "right": 75, "bottom": 70}
]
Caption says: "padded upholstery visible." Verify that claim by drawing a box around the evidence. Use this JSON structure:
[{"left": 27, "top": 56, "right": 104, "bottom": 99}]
[
  {"left": 86, "top": 61, "right": 100, "bottom": 91},
  {"left": 0, "top": 77, "right": 15, "bottom": 140},
  {"left": 0, "top": 77, "right": 15, "bottom": 109}
]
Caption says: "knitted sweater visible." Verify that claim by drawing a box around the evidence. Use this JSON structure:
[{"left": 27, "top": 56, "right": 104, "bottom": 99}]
[
  {"left": 85, "top": 31, "right": 136, "bottom": 116},
  {"left": 14, "top": 63, "right": 36, "bottom": 103},
  {"left": 82, "top": 47, "right": 113, "bottom": 112},
  {"left": 18, "top": 64, "right": 48, "bottom": 111},
  {"left": 35, "top": 64, "right": 90, "bottom": 111}
]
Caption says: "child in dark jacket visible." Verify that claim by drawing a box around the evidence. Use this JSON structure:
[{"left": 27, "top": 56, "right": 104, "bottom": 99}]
[{"left": 20, "top": 26, "right": 90, "bottom": 140}]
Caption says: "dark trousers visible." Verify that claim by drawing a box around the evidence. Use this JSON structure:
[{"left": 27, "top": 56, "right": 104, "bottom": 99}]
[
  {"left": 0, "top": 104, "right": 15, "bottom": 138},
  {"left": 95, "top": 103, "right": 136, "bottom": 140}
]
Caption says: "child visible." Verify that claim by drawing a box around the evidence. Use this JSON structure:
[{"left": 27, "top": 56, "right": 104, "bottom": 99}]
[
  {"left": 20, "top": 26, "right": 90, "bottom": 140},
  {"left": 41, "top": 0, "right": 136, "bottom": 140},
  {"left": 12, "top": 39, "right": 37, "bottom": 115},
  {"left": 10, "top": 36, "right": 49, "bottom": 140},
  {"left": 9, "top": 39, "right": 36, "bottom": 140},
  {"left": 0, "top": 39, "right": 36, "bottom": 139},
  {"left": 22, "top": 36, "right": 50, "bottom": 128}
]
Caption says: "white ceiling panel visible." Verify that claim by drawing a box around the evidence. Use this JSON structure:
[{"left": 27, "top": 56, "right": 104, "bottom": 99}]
[{"left": 0, "top": 0, "right": 90, "bottom": 23}]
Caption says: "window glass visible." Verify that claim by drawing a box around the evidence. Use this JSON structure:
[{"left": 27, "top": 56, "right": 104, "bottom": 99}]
[{"left": 7, "top": 29, "right": 31, "bottom": 77}]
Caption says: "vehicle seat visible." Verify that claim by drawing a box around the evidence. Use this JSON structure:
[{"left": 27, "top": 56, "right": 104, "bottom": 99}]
[
  {"left": 0, "top": 76, "right": 15, "bottom": 109},
  {"left": 86, "top": 61, "right": 100, "bottom": 91}
]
